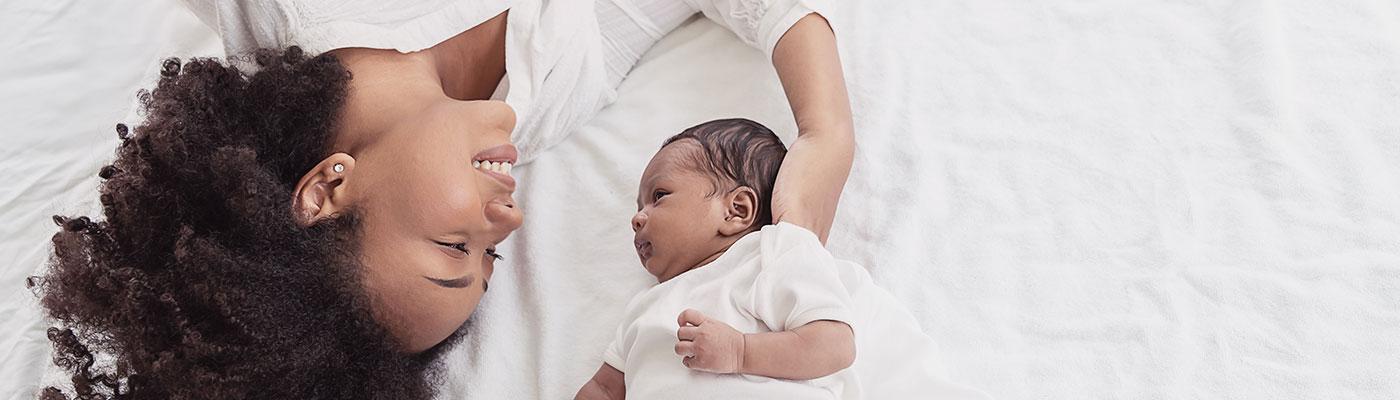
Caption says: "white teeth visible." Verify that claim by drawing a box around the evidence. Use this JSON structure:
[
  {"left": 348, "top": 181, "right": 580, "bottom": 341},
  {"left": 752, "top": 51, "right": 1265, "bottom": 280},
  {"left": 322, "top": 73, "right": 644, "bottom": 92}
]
[{"left": 474, "top": 160, "right": 514, "bottom": 175}]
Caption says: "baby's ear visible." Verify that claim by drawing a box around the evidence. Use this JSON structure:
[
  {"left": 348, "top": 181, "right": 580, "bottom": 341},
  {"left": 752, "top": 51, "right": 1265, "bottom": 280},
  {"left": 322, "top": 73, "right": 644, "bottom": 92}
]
[{"left": 719, "top": 186, "right": 758, "bottom": 236}]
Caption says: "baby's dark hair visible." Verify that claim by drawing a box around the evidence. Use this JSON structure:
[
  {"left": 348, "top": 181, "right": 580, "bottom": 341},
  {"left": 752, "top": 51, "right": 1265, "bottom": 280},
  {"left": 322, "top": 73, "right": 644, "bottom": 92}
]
[
  {"left": 29, "top": 48, "right": 452, "bottom": 399},
  {"left": 662, "top": 118, "right": 788, "bottom": 231}
]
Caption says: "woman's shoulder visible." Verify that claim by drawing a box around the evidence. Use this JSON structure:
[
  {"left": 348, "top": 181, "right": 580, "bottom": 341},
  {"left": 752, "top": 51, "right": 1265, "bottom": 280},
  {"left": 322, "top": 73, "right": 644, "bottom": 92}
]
[{"left": 181, "top": 0, "right": 511, "bottom": 55}]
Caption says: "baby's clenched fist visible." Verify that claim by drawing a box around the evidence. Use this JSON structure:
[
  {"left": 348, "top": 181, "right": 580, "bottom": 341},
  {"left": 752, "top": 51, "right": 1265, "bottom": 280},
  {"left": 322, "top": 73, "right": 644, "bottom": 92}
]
[{"left": 674, "top": 309, "right": 745, "bottom": 374}]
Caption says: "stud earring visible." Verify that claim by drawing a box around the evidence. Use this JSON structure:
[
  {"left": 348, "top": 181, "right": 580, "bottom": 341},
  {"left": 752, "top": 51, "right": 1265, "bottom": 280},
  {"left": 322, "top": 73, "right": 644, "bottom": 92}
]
[{"left": 333, "top": 163, "right": 345, "bottom": 173}]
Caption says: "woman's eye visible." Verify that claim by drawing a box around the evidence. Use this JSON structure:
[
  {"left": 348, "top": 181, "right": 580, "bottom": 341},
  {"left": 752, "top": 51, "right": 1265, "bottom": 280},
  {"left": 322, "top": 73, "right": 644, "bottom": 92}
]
[
  {"left": 485, "top": 248, "right": 505, "bottom": 261},
  {"left": 437, "top": 241, "right": 470, "bottom": 255}
]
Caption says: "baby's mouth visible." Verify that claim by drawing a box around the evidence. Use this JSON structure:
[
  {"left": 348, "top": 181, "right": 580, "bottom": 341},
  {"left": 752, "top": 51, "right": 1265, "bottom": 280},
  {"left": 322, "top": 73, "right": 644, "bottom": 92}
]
[{"left": 634, "top": 239, "right": 652, "bottom": 262}]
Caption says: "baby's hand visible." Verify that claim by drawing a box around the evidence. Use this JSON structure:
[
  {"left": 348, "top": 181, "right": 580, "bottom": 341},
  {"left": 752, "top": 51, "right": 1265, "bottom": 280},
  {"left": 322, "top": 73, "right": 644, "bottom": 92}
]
[{"left": 674, "top": 309, "right": 744, "bottom": 374}]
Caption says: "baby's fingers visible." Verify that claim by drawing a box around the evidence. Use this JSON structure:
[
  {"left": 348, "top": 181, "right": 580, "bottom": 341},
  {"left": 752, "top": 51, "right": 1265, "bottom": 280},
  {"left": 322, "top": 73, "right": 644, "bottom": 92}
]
[
  {"left": 676, "top": 325, "right": 699, "bottom": 341},
  {"left": 677, "top": 309, "right": 708, "bottom": 327},
  {"left": 675, "top": 341, "right": 695, "bottom": 358},
  {"left": 681, "top": 353, "right": 713, "bottom": 371},
  {"left": 681, "top": 355, "right": 696, "bottom": 369}
]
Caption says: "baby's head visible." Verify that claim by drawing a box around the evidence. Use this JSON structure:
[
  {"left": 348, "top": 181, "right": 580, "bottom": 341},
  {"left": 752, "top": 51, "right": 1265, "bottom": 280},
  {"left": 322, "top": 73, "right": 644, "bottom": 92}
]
[{"left": 632, "top": 118, "right": 788, "bottom": 282}]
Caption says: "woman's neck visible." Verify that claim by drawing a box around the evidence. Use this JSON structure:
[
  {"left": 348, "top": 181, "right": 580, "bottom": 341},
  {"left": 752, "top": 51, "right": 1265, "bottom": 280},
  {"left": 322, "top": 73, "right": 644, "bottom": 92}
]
[
  {"left": 324, "top": 11, "right": 510, "bottom": 152},
  {"left": 425, "top": 10, "right": 509, "bottom": 101}
]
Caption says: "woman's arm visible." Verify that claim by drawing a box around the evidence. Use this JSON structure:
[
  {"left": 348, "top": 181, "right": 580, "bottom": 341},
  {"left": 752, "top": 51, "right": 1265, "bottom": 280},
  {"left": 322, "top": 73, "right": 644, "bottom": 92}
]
[{"left": 769, "top": 13, "right": 854, "bottom": 244}]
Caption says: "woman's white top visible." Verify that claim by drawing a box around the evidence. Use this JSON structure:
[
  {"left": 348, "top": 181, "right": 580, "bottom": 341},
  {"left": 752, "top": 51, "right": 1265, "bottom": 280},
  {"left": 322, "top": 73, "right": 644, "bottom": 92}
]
[{"left": 178, "top": 0, "right": 830, "bottom": 163}]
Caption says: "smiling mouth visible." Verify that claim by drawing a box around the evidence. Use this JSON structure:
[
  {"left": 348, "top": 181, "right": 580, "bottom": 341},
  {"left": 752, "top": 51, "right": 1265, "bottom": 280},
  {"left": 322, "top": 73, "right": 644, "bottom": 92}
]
[
  {"left": 474, "top": 161, "right": 517, "bottom": 192},
  {"left": 473, "top": 144, "right": 519, "bottom": 191},
  {"left": 472, "top": 143, "right": 518, "bottom": 164}
]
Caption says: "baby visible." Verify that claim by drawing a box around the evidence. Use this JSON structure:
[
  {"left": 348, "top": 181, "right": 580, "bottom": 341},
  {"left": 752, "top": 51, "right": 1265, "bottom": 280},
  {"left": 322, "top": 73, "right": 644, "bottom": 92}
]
[{"left": 576, "top": 119, "right": 990, "bottom": 400}]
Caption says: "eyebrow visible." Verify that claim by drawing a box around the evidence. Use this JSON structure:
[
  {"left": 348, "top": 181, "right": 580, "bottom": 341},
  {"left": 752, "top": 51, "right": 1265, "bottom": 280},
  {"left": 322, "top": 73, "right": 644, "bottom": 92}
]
[{"left": 424, "top": 275, "right": 475, "bottom": 289}]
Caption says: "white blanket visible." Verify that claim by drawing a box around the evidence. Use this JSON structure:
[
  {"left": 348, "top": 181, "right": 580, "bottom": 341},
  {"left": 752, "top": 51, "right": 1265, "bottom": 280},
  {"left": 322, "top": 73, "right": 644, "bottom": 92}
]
[
  {"left": 1, "top": 1, "right": 223, "bottom": 398},
  {"left": 3, "top": 1, "right": 1399, "bottom": 399}
]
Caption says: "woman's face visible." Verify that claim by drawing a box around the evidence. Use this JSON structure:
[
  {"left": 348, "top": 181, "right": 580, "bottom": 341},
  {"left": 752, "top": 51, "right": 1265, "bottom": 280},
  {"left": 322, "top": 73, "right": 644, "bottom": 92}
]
[{"left": 327, "top": 57, "right": 524, "bottom": 352}]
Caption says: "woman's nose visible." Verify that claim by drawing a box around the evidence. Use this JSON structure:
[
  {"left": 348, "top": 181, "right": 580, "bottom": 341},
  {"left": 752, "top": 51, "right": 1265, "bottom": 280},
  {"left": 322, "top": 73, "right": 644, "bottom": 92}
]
[
  {"left": 631, "top": 211, "right": 646, "bottom": 232},
  {"left": 485, "top": 200, "right": 524, "bottom": 236}
]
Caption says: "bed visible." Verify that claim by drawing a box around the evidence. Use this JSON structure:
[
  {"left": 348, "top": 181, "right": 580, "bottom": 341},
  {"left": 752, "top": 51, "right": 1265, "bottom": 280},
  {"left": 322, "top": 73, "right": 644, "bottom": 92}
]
[{"left": 3, "top": 1, "right": 1398, "bottom": 399}]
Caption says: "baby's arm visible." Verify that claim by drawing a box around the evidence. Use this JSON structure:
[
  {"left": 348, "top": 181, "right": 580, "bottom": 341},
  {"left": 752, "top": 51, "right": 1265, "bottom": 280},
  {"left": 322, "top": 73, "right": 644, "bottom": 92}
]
[
  {"left": 575, "top": 364, "right": 626, "bottom": 400},
  {"left": 674, "top": 309, "right": 855, "bottom": 380}
]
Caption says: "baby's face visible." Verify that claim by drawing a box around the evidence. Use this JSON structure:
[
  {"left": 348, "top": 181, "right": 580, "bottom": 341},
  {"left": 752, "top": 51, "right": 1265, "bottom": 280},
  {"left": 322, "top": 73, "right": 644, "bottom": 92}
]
[{"left": 632, "top": 143, "right": 731, "bottom": 282}]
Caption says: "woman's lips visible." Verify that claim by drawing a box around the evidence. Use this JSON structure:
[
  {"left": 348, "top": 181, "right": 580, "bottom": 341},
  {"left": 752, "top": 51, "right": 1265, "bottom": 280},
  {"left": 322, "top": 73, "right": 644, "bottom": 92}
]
[
  {"left": 478, "top": 167, "right": 516, "bottom": 191},
  {"left": 473, "top": 143, "right": 519, "bottom": 191},
  {"left": 473, "top": 143, "right": 519, "bottom": 164}
]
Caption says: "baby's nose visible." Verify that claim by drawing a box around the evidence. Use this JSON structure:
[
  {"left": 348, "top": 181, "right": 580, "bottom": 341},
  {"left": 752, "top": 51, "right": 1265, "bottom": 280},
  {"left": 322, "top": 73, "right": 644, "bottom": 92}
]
[{"left": 631, "top": 211, "right": 646, "bottom": 232}]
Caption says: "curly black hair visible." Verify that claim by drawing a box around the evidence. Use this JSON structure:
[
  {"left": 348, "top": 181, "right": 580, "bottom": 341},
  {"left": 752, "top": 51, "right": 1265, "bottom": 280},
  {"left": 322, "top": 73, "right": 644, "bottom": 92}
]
[{"left": 30, "top": 47, "right": 461, "bottom": 399}]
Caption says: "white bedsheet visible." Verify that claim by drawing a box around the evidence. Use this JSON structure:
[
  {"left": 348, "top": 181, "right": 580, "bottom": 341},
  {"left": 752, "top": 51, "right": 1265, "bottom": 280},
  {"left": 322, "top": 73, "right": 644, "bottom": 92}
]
[
  {"left": 1, "top": 1, "right": 223, "bottom": 398},
  {"left": 3, "top": 1, "right": 1399, "bottom": 399}
]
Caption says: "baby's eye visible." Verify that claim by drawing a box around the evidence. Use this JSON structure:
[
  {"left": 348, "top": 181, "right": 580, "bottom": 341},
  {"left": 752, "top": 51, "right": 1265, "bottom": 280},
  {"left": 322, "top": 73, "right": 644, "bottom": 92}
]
[{"left": 653, "top": 190, "right": 669, "bottom": 201}]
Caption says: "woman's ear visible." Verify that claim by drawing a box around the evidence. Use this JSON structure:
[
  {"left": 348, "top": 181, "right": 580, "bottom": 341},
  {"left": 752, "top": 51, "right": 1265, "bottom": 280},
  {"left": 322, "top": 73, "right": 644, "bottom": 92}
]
[
  {"left": 292, "top": 153, "right": 356, "bottom": 226},
  {"left": 719, "top": 186, "right": 759, "bottom": 236}
]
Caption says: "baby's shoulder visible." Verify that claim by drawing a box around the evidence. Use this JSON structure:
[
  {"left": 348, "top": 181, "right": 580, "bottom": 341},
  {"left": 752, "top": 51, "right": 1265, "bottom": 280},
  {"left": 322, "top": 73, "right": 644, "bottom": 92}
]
[
  {"left": 754, "top": 223, "right": 836, "bottom": 269},
  {"left": 759, "top": 222, "right": 824, "bottom": 247}
]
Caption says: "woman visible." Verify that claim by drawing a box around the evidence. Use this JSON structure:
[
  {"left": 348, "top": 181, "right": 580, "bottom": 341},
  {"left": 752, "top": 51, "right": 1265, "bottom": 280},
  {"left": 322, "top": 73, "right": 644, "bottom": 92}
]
[{"left": 35, "top": 0, "right": 854, "bottom": 398}]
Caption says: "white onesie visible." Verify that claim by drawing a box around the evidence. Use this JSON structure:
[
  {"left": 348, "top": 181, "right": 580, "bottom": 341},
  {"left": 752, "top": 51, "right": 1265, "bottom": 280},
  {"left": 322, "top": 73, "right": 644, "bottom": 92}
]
[{"left": 604, "top": 222, "right": 992, "bottom": 400}]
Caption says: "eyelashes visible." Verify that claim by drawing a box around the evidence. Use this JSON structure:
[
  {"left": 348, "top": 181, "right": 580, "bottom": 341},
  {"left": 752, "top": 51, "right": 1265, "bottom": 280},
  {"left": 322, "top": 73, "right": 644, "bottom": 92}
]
[
  {"left": 637, "top": 189, "right": 669, "bottom": 211},
  {"left": 436, "top": 241, "right": 505, "bottom": 261},
  {"left": 635, "top": 187, "right": 674, "bottom": 211},
  {"left": 440, "top": 241, "right": 469, "bottom": 254}
]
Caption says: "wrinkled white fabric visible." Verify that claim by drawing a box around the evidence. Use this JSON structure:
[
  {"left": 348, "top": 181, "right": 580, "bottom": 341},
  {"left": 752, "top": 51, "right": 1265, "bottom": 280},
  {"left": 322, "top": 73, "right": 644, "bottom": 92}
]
[
  {"left": 6, "top": 1, "right": 1399, "bottom": 400},
  {"left": 604, "top": 222, "right": 989, "bottom": 400},
  {"left": 603, "top": 222, "right": 858, "bottom": 400},
  {"left": 176, "top": 0, "right": 826, "bottom": 163}
]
